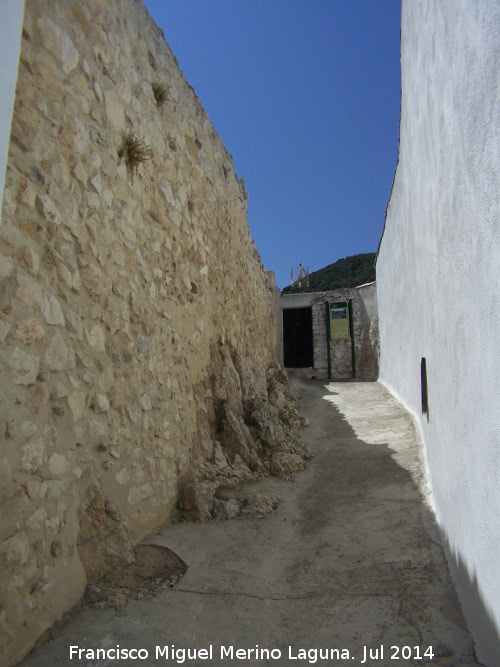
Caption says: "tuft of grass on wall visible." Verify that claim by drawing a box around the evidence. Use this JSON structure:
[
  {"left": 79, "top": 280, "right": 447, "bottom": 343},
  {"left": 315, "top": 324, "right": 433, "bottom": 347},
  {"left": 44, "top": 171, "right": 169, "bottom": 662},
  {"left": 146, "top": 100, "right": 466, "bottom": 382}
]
[
  {"left": 117, "top": 131, "right": 152, "bottom": 183},
  {"left": 152, "top": 81, "right": 169, "bottom": 107}
]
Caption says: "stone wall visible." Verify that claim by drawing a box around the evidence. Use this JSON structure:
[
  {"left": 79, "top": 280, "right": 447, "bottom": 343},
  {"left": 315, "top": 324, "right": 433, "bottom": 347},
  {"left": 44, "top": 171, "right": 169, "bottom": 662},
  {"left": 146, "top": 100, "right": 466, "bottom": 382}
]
[
  {"left": 281, "top": 284, "right": 378, "bottom": 381},
  {"left": 0, "top": 1, "right": 307, "bottom": 663}
]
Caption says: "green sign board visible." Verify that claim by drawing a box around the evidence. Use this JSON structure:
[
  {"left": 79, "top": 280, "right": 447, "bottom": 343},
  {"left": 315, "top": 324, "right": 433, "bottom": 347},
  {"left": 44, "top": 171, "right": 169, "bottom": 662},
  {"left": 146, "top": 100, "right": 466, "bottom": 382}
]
[{"left": 329, "top": 301, "right": 349, "bottom": 340}]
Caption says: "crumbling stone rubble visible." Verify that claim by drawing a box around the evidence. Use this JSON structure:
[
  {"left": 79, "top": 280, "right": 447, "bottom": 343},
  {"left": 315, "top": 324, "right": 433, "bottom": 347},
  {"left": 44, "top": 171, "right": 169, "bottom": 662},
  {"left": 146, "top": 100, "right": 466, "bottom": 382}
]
[{"left": 177, "top": 350, "right": 310, "bottom": 522}]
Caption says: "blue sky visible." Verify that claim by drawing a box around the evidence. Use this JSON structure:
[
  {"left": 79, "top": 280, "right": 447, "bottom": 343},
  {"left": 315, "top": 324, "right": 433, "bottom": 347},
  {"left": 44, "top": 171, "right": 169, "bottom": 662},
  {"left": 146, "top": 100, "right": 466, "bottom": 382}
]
[{"left": 143, "top": 1, "right": 402, "bottom": 289}]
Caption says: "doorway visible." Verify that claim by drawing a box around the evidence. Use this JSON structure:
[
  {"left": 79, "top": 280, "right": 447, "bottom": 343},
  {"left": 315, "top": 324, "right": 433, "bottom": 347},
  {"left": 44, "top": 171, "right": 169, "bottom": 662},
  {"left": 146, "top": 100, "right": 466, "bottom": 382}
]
[{"left": 283, "top": 307, "right": 313, "bottom": 367}]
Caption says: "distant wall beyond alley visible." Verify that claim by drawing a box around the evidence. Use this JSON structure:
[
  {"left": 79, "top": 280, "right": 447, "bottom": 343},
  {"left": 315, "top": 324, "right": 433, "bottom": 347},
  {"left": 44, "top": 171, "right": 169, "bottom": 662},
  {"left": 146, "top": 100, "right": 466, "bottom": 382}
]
[
  {"left": 0, "top": 0, "right": 287, "bottom": 663},
  {"left": 280, "top": 282, "right": 379, "bottom": 381},
  {"left": 376, "top": 1, "right": 500, "bottom": 664}
]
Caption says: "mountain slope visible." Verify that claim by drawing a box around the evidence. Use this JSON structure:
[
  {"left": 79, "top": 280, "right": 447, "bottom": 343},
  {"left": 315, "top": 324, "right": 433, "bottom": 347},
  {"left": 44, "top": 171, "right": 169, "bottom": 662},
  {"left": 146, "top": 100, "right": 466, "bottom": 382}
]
[{"left": 282, "top": 253, "right": 376, "bottom": 293}]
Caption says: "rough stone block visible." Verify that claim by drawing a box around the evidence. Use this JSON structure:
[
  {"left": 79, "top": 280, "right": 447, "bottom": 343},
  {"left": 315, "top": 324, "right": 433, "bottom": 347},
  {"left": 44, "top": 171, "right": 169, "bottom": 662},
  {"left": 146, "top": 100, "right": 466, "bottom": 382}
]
[
  {"left": 15, "top": 274, "right": 43, "bottom": 308},
  {"left": 0, "top": 531, "right": 31, "bottom": 566},
  {"left": 36, "top": 16, "right": 79, "bottom": 74},
  {"left": 28, "top": 386, "right": 49, "bottom": 412},
  {"left": 105, "top": 89, "right": 126, "bottom": 131},
  {"left": 81, "top": 265, "right": 102, "bottom": 296},
  {"left": 42, "top": 294, "right": 64, "bottom": 326},
  {"left": 67, "top": 392, "right": 86, "bottom": 422},
  {"left": 21, "top": 440, "right": 47, "bottom": 474},
  {"left": 25, "top": 508, "right": 48, "bottom": 534},
  {"left": 91, "top": 394, "right": 110, "bottom": 413},
  {"left": 0, "top": 491, "right": 31, "bottom": 542},
  {"left": 86, "top": 324, "right": 105, "bottom": 351},
  {"left": 44, "top": 332, "right": 73, "bottom": 371},
  {"left": 15, "top": 319, "right": 45, "bottom": 345},
  {"left": 47, "top": 454, "right": 70, "bottom": 477},
  {"left": 8, "top": 348, "right": 40, "bottom": 385},
  {"left": 0, "top": 319, "right": 11, "bottom": 343},
  {"left": 0, "top": 256, "right": 14, "bottom": 278},
  {"left": 65, "top": 310, "right": 83, "bottom": 339}
]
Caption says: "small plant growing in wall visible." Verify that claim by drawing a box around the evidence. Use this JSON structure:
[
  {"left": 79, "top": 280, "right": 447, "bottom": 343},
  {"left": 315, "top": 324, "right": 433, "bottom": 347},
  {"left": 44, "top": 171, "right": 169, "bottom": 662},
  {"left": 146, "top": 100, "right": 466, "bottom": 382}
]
[
  {"left": 152, "top": 81, "right": 169, "bottom": 106},
  {"left": 117, "top": 131, "right": 152, "bottom": 184}
]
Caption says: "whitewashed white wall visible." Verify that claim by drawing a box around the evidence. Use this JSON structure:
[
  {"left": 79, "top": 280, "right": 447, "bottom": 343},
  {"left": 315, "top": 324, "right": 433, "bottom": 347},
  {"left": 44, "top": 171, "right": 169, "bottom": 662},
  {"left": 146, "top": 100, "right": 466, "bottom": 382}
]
[
  {"left": 0, "top": 0, "right": 25, "bottom": 218},
  {"left": 376, "top": 1, "right": 500, "bottom": 664}
]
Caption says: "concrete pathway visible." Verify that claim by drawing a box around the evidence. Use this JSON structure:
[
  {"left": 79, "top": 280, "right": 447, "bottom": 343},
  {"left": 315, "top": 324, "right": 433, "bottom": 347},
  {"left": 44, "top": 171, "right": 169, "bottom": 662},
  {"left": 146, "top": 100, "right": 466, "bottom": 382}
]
[{"left": 22, "top": 378, "right": 480, "bottom": 666}]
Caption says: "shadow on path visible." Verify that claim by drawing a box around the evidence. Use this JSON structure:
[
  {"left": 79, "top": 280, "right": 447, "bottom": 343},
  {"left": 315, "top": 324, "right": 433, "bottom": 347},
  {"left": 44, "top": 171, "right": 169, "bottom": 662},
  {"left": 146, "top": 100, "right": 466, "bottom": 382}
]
[{"left": 21, "top": 378, "right": 482, "bottom": 667}]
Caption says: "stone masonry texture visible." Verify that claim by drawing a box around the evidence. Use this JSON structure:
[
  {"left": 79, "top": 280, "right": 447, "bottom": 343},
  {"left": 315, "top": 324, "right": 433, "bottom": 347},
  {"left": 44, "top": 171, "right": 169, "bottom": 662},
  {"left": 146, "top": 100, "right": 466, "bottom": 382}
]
[
  {"left": 310, "top": 288, "right": 378, "bottom": 381},
  {"left": 0, "top": 1, "right": 308, "bottom": 663},
  {"left": 281, "top": 284, "right": 379, "bottom": 381}
]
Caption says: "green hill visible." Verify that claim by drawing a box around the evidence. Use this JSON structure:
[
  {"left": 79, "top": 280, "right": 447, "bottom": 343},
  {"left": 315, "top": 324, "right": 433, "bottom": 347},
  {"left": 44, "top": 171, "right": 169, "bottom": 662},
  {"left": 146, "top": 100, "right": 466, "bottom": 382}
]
[{"left": 282, "top": 253, "right": 376, "bottom": 294}]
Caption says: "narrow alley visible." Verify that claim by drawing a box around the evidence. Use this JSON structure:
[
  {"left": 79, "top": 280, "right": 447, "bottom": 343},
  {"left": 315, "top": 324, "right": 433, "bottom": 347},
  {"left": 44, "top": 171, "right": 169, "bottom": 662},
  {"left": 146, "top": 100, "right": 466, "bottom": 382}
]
[{"left": 21, "top": 377, "right": 479, "bottom": 667}]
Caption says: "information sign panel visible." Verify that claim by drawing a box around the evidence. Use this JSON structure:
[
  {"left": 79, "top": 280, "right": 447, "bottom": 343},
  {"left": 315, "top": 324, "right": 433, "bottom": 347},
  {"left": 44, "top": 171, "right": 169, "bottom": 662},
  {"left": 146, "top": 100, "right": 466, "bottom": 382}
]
[{"left": 329, "top": 301, "right": 349, "bottom": 340}]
